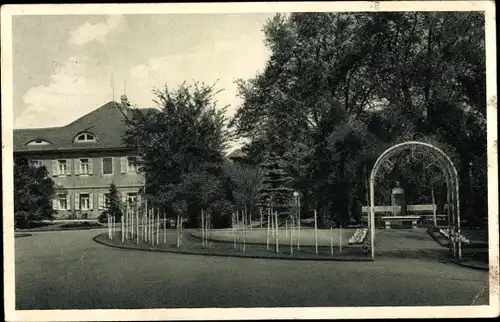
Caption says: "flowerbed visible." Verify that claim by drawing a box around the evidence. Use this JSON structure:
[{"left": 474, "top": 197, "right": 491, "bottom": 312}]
[
  {"left": 439, "top": 228, "right": 470, "bottom": 244},
  {"left": 348, "top": 228, "right": 368, "bottom": 244}
]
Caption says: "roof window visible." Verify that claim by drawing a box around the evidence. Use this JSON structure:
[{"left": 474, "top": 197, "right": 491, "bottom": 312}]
[
  {"left": 26, "top": 139, "right": 51, "bottom": 146},
  {"left": 74, "top": 132, "right": 96, "bottom": 143}
]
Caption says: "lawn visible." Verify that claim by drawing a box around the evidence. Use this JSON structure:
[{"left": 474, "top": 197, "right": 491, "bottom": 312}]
[{"left": 191, "top": 227, "right": 358, "bottom": 247}]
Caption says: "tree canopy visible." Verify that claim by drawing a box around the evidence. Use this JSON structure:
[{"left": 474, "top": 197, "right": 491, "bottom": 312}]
[
  {"left": 123, "top": 82, "right": 231, "bottom": 225},
  {"left": 231, "top": 12, "right": 486, "bottom": 226},
  {"left": 14, "top": 157, "right": 56, "bottom": 228}
]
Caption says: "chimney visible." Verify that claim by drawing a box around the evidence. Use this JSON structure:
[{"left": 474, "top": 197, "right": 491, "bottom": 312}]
[{"left": 120, "top": 94, "right": 129, "bottom": 109}]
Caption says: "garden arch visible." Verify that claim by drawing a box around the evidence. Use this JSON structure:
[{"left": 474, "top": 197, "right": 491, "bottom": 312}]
[{"left": 368, "top": 141, "right": 462, "bottom": 261}]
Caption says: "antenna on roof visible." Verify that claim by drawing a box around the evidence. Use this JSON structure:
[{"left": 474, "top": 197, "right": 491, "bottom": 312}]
[{"left": 111, "top": 72, "right": 115, "bottom": 102}]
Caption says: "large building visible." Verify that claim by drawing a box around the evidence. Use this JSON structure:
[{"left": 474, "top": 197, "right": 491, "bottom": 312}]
[{"left": 13, "top": 95, "right": 148, "bottom": 219}]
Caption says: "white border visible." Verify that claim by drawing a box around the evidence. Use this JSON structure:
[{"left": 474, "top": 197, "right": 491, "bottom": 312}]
[{"left": 2, "top": 1, "right": 498, "bottom": 321}]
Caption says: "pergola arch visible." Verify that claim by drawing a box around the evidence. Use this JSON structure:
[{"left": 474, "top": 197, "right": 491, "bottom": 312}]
[{"left": 368, "top": 141, "right": 461, "bottom": 260}]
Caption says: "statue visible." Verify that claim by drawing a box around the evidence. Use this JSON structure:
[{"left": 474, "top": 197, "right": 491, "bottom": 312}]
[{"left": 391, "top": 181, "right": 407, "bottom": 216}]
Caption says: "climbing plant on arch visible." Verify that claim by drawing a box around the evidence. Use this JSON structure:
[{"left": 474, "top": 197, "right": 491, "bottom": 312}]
[{"left": 368, "top": 141, "right": 462, "bottom": 261}]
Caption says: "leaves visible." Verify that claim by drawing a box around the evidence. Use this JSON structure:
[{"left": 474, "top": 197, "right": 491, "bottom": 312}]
[{"left": 231, "top": 12, "right": 486, "bottom": 224}]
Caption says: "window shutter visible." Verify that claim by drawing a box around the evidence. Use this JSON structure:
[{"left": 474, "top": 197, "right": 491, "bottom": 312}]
[
  {"left": 120, "top": 157, "right": 127, "bottom": 173},
  {"left": 98, "top": 193, "right": 104, "bottom": 209},
  {"left": 121, "top": 192, "right": 126, "bottom": 207},
  {"left": 66, "top": 159, "right": 71, "bottom": 175},
  {"left": 75, "top": 193, "right": 80, "bottom": 210},
  {"left": 53, "top": 197, "right": 58, "bottom": 210},
  {"left": 89, "top": 159, "right": 94, "bottom": 174},
  {"left": 66, "top": 194, "right": 71, "bottom": 210},
  {"left": 89, "top": 193, "right": 94, "bottom": 209},
  {"left": 75, "top": 159, "right": 80, "bottom": 175},
  {"left": 52, "top": 161, "right": 58, "bottom": 176}
]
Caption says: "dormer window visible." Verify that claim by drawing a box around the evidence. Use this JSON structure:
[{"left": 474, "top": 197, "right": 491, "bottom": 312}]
[
  {"left": 26, "top": 139, "right": 51, "bottom": 146},
  {"left": 74, "top": 132, "right": 96, "bottom": 143}
]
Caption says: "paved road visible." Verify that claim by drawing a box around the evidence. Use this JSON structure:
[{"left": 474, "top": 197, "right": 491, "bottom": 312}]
[{"left": 14, "top": 229, "right": 489, "bottom": 309}]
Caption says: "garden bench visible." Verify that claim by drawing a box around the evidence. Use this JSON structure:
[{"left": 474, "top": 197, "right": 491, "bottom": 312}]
[{"left": 381, "top": 215, "right": 420, "bottom": 229}]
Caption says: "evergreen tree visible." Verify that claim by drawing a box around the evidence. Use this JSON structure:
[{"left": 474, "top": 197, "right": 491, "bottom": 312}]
[
  {"left": 14, "top": 156, "right": 55, "bottom": 228},
  {"left": 105, "top": 183, "right": 123, "bottom": 222},
  {"left": 259, "top": 153, "right": 295, "bottom": 215}
]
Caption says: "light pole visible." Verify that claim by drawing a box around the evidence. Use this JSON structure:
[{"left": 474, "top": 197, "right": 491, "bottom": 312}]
[{"left": 293, "top": 191, "right": 300, "bottom": 251}]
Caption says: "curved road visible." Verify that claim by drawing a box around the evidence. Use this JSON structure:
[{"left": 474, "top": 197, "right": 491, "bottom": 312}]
[{"left": 15, "top": 229, "right": 489, "bottom": 309}]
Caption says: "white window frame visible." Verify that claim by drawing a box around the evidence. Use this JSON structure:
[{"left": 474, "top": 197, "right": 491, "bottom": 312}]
[
  {"left": 79, "top": 158, "right": 90, "bottom": 175},
  {"left": 80, "top": 193, "right": 90, "bottom": 210},
  {"left": 103, "top": 193, "right": 110, "bottom": 208},
  {"left": 127, "top": 157, "right": 138, "bottom": 173},
  {"left": 127, "top": 192, "right": 138, "bottom": 207},
  {"left": 102, "top": 157, "right": 113, "bottom": 175},
  {"left": 74, "top": 133, "right": 96, "bottom": 143},
  {"left": 26, "top": 140, "right": 51, "bottom": 146},
  {"left": 57, "top": 160, "right": 67, "bottom": 175},
  {"left": 58, "top": 193, "right": 68, "bottom": 210},
  {"left": 30, "top": 160, "right": 43, "bottom": 168}
]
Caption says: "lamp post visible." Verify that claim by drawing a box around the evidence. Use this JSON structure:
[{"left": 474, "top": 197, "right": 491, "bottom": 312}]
[{"left": 293, "top": 191, "right": 300, "bottom": 251}]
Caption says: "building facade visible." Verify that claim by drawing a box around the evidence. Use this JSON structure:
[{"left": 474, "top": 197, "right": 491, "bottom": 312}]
[{"left": 13, "top": 96, "right": 147, "bottom": 219}]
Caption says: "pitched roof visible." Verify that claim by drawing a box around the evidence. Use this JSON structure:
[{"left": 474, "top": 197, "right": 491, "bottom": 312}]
[{"left": 14, "top": 101, "right": 158, "bottom": 153}]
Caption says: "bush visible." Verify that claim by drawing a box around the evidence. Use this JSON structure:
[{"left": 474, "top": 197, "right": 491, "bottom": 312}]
[
  {"left": 59, "top": 221, "right": 102, "bottom": 228},
  {"left": 98, "top": 211, "right": 122, "bottom": 224}
]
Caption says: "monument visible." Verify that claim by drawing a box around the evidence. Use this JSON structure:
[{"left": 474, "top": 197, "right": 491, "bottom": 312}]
[{"left": 391, "top": 181, "right": 406, "bottom": 216}]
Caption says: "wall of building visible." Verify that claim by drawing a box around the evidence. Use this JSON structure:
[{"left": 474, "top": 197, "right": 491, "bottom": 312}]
[{"left": 22, "top": 150, "right": 145, "bottom": 219}]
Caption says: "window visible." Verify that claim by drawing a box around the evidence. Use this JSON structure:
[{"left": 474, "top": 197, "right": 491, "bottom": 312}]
[
  {"left": 80, "top": 194, "right": 90, "bottom": 210},
  {"left": 74, "top": 132, "right": 96, "bottom": 143},
  {"left": 80, "top": 159, "right": 90, "bottom": 174},
  {"left": 30, "top": 160, "right": 42, "bottom": 168},
  {"left": 102, "top": 157, "right": 113, "bottom": 175},
  {"left": 26, "top": 139, "right": 51, "bottom": 146},
  {"left": 127, "top": 157, "right": 138, "bottom": 173},
  {"left": 127, "top": 193, "right": 138, "bottom": 207},
  {"left": 58, "top": 193, "right": 68, "bottom": 210},
  {"left": 58, "top": 160, "right": 67, "bottom": 174},
  {"left": 103, "top": 193, "right": 110, "bottom": 208}
]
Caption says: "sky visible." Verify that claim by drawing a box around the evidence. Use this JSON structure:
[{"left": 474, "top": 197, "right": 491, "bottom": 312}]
[{"left": 12, "top": 14, "right": 274, "bottom": 133}]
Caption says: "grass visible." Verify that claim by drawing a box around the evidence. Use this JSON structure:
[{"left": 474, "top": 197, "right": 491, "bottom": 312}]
[{"left": 192, "top": 227, "right": 358, "bottom": 247}]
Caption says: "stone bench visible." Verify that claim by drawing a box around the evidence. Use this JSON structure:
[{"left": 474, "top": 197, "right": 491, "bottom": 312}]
[{"left": 381, "top": 216, "right": 421, "bottom": 229}]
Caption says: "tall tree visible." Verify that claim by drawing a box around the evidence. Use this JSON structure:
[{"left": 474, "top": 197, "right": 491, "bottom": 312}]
[
  {"left": 14, "top": 157, "right": 55, "bottom": 228},
  {"left": 123, "top": 82, "right": 230, "bottom": 226}
]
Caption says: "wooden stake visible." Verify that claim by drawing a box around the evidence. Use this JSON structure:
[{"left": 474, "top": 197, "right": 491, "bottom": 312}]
[
  {"left": 275, "top": 211, "right": 279, "bottom": 253},
  {"left": 156, "top": 210, "right": 159, "bottom": 246},
  {"left": 266, "top": 210, "right": 270, "bottom": 250},
  {"left": 286, "top": 219, "right": 288, "bottom": 238},
  {"left": 176, "top": 214, "right": 180, "bottom": 247},
  {"left": 290, "top": 217, "right": 293, "bottom": 256},
  {"left": 298, "top": 197, "right": 301, "bottom": 251},
  {"left": 233, "top": 212, "right": 236, "bottom": 249},
  {"left": 330, "top": 227, "right": 333, "bottom": 256},
  {"left": 243, "top": 211, "right": 246, "bottom": 253},
  {"left": 125, "top": 206, "right": 128, "bottom": 240},
  {"left": 136, "top": 207, "right": 139, "bottom": 244},
  {"left": 121, "top": 211, "right": 125, "bottom": 243},
  {"left": 201, "top": 209, "right": 205, "bottom": 247},
  {"left": 163, "top": 211, "right": 167, "bottom": 244},
  {"left": 314, "top": 209, "right": 318, "bottom": 254},
  {"left": 340, "top": 225, "right": 343, "bottom": 253}
]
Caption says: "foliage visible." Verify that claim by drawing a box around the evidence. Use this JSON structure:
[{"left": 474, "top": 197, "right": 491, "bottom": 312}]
[
  {"left": 123, "top": 82, "right": 230, "bottom": 226},
  {"left": 231, "top": 12, "right": 486, "bottom": 226},
  {"left": 223, "top": 160, "right": 264, "bottom": 219},
  {"left": 102, "top": 183, "right": 123, "bottom": 223},
  {"left": 14, "top": 157, "right": 55, "bottom": 228}
]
